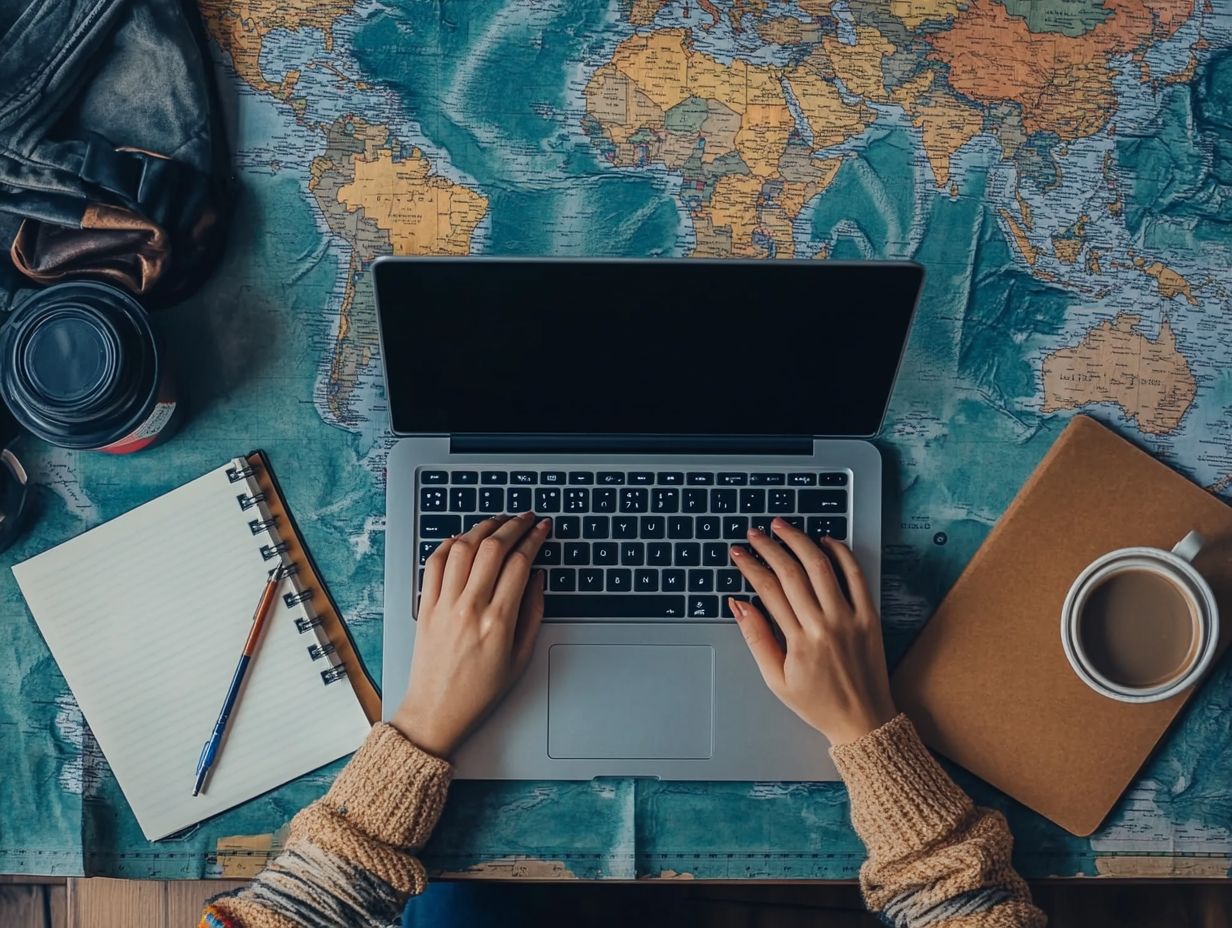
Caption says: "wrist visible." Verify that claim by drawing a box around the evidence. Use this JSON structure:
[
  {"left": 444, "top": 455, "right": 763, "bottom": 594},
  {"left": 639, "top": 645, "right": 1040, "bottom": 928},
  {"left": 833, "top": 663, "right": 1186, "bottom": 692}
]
[{"left": 391, "top": 704, "right": 456, "bottom": 759}]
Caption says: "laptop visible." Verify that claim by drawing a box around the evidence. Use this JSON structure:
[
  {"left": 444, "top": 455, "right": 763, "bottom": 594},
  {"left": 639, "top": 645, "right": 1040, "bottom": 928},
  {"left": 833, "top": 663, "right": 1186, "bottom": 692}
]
[{"left": 377, "top": 257, "right": 922, "bottom": 780}]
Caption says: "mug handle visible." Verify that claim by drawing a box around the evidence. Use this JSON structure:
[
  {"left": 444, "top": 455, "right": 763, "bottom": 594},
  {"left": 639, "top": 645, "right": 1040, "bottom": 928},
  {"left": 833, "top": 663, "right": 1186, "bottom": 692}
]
[{"left": 1172, "top": 530, "right": 1205, "bottom": 563}]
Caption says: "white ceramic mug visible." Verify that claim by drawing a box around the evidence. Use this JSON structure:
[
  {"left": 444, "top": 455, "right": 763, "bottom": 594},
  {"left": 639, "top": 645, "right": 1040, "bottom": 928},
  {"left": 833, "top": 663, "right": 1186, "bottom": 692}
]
[{"left": 1060, "top": 531, "right": 1220, "bottom": 703}]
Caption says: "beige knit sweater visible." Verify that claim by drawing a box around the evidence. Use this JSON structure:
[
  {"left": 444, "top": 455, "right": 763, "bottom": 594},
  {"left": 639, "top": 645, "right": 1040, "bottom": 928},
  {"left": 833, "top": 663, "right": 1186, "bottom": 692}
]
[{"left": 200, "top": 715, "right": 1045, "bottom": 927}]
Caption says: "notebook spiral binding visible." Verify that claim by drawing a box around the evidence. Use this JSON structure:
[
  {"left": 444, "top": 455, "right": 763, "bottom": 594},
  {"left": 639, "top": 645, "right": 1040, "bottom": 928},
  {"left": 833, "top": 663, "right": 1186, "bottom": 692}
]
[
  {"left": 234, "top": 459, "right": 341, "bottom": 691},
  {"left": 321, "top": 664, "right": 347, "bottom": 685}
]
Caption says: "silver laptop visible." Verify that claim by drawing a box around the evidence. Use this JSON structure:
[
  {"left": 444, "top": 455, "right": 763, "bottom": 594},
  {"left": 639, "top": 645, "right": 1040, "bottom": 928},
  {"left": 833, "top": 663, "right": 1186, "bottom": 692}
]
[{"left": 377, "top": 257, "right": 922, "bottom": 780}]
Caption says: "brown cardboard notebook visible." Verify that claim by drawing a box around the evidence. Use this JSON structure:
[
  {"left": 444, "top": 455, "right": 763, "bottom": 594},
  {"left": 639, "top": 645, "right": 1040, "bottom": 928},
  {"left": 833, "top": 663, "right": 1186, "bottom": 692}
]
[{"left": 891, "top": 415, "right": 1232, "bottom": 836}]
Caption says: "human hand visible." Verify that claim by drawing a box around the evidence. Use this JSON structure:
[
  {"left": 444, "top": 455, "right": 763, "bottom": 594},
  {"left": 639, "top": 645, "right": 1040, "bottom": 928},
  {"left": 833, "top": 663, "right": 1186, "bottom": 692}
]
[
  {"left": 728, "top": 519, "right": 897, "bottom": 746},
  {"left": 391, "top": 512, "right": 549, "bottom": 759}
]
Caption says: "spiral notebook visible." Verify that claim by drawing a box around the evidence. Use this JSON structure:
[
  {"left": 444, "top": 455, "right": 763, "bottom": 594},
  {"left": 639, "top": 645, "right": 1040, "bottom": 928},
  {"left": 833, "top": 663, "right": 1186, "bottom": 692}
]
[{"left": 13, "top": 452, "right": 377, "bottom": 841}]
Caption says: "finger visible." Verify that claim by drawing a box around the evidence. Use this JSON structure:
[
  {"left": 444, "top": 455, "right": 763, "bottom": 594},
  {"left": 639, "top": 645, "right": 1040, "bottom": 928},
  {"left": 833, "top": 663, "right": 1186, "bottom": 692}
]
[
  {"left": 729, "top": 544, "right": 801, "bottom": 637},
  {"left": 512, "top": 569, "right": 546, "bottom": 674},
  {"left": 463, "top": 512, "right": 538, "bottom": 603},
  {"left": 771, "top": 518, "right": 845, "bottom": 616},
  {"left": 821, "top": 536, "right": 878, "bottom": 620},
  {"left": 418, "top": 536, "right": 454, "bottom": 614},
  {"left": 440, "top": 515, "right": 510, "bottom": 600},
  {"left": 745, "top": 527, "right": 825, "bottom": 629},
  {"left": 728, "top": 597, "right": 785, "bottom": 692},
  {"left": 491, "top": 517, "right": 551, "bottom": 616}
]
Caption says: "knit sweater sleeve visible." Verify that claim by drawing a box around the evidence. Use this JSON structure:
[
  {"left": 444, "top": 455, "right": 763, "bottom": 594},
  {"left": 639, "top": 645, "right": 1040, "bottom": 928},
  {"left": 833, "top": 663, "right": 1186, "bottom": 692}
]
[
  {"left": 199, "top": 723, "right": 452, "bottom": 928},
  {"left": 830, "top": 714, "right": 1046, "bottom": 928}
]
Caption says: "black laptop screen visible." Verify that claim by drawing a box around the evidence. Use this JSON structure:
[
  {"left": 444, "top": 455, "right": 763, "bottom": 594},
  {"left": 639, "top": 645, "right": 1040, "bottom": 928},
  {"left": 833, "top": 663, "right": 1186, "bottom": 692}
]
[{"left": 375, "top": 259, "right": 921, "bottom": 438}]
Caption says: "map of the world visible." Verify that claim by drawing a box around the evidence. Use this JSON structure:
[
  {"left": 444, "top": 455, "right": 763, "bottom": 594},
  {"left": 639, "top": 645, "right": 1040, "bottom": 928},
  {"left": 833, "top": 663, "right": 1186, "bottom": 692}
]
[{"left": 2, "top": 0, "right": 1230, "bottom": 880}]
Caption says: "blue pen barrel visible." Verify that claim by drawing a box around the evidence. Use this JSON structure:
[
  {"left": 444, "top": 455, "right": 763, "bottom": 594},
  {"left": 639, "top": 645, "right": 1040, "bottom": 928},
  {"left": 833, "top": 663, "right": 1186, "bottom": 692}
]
[{"left": 194, "top": 653, "right": 252, "bottom": 794}]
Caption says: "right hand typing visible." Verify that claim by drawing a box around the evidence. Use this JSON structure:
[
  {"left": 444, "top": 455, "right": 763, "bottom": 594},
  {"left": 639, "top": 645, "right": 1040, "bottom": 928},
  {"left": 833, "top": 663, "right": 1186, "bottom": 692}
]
[{"left": 728, "top": 519, "right": 897, "bottom": 746}]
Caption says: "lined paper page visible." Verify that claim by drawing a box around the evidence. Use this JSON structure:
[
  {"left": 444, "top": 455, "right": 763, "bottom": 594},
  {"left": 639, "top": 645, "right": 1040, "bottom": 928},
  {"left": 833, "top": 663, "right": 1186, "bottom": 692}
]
[{"left": 13, "top": 461, "right": 371, "bottom": 840}]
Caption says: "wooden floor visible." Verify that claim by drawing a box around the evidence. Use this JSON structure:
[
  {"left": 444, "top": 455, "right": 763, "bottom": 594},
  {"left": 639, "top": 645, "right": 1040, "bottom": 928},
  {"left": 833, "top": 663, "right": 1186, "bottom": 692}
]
[{"left": 2, "top": 877, "right": 1230, "bottom": 926}]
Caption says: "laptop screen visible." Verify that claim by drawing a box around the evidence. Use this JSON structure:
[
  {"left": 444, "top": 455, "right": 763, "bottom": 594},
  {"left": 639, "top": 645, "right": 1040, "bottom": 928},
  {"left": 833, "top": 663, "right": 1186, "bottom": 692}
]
[{"left": 375, "top": 259, "right": 921, "bottom": 438}]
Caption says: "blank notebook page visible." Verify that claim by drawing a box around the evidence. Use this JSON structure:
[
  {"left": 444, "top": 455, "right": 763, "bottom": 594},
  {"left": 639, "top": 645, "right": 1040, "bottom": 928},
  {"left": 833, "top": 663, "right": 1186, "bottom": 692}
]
[{"left": 13, "top": 461, "right": 372, "bottom": 840}]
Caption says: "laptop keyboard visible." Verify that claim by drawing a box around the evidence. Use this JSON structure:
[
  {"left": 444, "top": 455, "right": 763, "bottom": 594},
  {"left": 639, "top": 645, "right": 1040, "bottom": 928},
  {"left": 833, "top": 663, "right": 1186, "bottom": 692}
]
[{"left": 415, "top": 468, "right": 849, "bottom": 622}]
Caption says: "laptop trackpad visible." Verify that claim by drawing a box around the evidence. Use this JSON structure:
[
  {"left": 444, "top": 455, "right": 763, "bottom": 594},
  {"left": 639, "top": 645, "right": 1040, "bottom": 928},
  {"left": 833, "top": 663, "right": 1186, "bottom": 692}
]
[{"left": 547, "top": 644, "right": 714, "bottom": 760}]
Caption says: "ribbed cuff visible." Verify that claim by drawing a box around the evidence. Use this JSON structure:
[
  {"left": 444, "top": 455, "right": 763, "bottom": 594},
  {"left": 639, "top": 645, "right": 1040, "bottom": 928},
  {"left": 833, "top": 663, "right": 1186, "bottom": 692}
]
[
  {"left": 322, "top": 723, "right": 453, "bottom": 850},
  {"left": 830, "top": 714, "right": 973, "bottom": 861}
]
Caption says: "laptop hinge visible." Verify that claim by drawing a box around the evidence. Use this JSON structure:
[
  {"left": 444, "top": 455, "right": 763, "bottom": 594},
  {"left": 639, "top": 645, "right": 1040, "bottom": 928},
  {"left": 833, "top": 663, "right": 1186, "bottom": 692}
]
[{"left": 449, "top": 434, "right": 813, "bottom": 456}]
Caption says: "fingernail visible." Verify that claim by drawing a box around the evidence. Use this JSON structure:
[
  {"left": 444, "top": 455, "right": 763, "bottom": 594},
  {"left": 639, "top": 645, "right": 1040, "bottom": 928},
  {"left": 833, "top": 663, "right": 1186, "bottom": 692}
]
[
  {"left": 748, "top": 526, "right": 763, "bottom": 537},
  {"left": 520, "top": 510, "right": 534, "bottom": 519},
  {"left": 728, "top": 597, "right": 745, "bottom": 620},
  {"left": 537, "top": 518, "right": 551, "bottom": 530},
  {"left": 730, "top": 546, "right": 743, "bottom": 558}
]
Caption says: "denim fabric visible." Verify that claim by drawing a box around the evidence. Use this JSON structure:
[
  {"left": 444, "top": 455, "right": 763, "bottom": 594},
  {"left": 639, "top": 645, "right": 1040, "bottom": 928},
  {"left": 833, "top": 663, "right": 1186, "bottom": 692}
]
[{"left": 0, "top": 0, "right": 227, "bottom": 309}]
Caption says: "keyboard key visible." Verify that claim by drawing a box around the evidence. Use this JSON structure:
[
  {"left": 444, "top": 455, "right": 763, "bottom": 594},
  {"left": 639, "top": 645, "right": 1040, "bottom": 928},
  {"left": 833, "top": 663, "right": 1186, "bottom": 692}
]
[
  {"left": 606, "top": 569, "right": 632, "bottom": 592},
  {"left": 451, "top": 470, "right": 478, "bottom": 484},
  {"left": 421, "top": 487, "right": 447, "bottom": 511},
  {"left": 788, "top": 473, "right": 816, "bottom": 486},
  {"left": 555, "top": 516, "right": 581, "bottom": 539},
  {"left": 688, "top": 595, "right": 718, "bottom": 618},
  {"left": 419, "top": 514, "right": 461, "bottom": 538},
  {"left": 718, "top": 473, "right": 747, "bottom": 486},
  {"left": 820, "top": 472, "right": 849, "bottom": 486},
  {"left": 419, "top": 540, "right": 441, "bottom": 564},
  {"left": 511, "top": 471, "right": 536, "bottom": 484},
  {"left": 687, "top": 472, "right": 714, "bottom": 485},
  {"left": 593, "top": 542, "right": 618, "bottom": 565},
  {"left": 807, "top": 516, "right": 848, "bottom": 541},
  {"left": 450, "top": 487, "right": 476, "bottom": 511},
  {"left": 662, "top": 569, "right": 685, "bottom": 591},
  {"left": 584, "top": 516, "right": 610, "bottom": 538},
  {"left": 481, "top": 471, "right": 507, "bottom": 484},
  {"left": 535, "top": 487, "right": 561, "bottom": 513},
  {"left": 421, "top": 470, "right": 448, "bottom": 484},
  {"left": 535, "top": 542, "right": 561, "bottom": 566},
  {"left": 799, "top": 490, "right": 847, "bottom": 513},
  {"left": 750, "top": 515, "right": 773, "bottom": 535},
  {"left": 564, "top": 488, "right": 589, "bottom": 512},
  {"left": 750, "top": 473, "right": 785, "bottom": 485},
  {"left": 507, "top": 487, "right": 532, "bottom": 512},
  {"left": 668, "top": 516, "right": 693, "bottom": 539},
  {"left": 541, "top": 471, "right": 566, "bottom": 484},
  {"left": 579, "top": 568, "right": 604, "bottom": 592},
  {"left": 652, "top": 488, "right": 679, "bottom": 513},
  {"left": 739, "top": 488, "right": 766, "bottom": 512},
  {"left": 675, "top": 542, "right": 701, "bottom": 566},
  {"left": 647, "top": 542, "right": 672, "bottom": 566},
  {"left": 620, "top": 488, "right": 648, "bottom": 512},
  {"left": 640, "top": 516, "right": 666, "bottom": 539},
  {"left": 621, "top": 542, "right": 645, "bottom": 566},
  {"left": 723, "top": 516, "right": 748, "bottom": 540},
  {"left": 479, "top": 487, "right": 504, "bottom": 512},
  {"left": 597, "top": 472, "right": 625, "bottom": 485},
  {"left": 569, "top": 471, "right": 594, "bottom": 484},
  {"left": 703, "top": 543, "right": 728, "bottom": 566},
  {"left": 683, "top": 488, "right": 707, "bottom": 512},
  {"left": 635, "top": 569, "right": 659, "bottom": 592},
  {"left": 688, "top": 570, "right": 714, "bottom": 592},
  {"left": 629, "top": 472, "right": 654, "bottom": 485},
  {"left": 657, "top": 472, "right": 684, "bottom": 484},
  {"left": 722, "top": 595, "right": 749, "bottom": 619},
  {"left": 550, "top": 568, "right": 576, "bottom": 592},
  {"left": 695, "top": 516, "right": 720, "bottom": 539},
  {"left": 543, "top": 594, "right": 686, "bottom": 619},
  {"left": 778, "top": 516, "right": 804, "bottom": 533},
  {"left": 768, "top": 489, "right": 794, "bottom": 512},
  {"left": 594, "top": 488, "right": 617, "bottom": 512},
  {"left": 464, "top": 514, "right": 487, "bottom": 531},
  {"left": 612, "top": 516, "right": 638, "bottom": 539},
  {"left": 565, "top": 542, "right": 590, "bottom": 565},
  {"left": 711, "top": 489, "right": 737, "bottom": 513},
  {"left": 717, "top": 569, "right": 742, "bottom": 593}
]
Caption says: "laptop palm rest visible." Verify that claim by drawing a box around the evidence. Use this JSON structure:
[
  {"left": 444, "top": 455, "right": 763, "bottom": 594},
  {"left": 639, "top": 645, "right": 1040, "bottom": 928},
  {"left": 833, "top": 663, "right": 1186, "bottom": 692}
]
[{"left": 547, "top": 644, "right": 715, "bottom": 760}]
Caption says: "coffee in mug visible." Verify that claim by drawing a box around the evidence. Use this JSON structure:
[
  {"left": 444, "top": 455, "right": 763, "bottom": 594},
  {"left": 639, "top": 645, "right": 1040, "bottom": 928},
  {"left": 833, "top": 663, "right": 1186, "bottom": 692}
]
[{"left": 1061, "top": 531, "right": 1220, "bottom": 703}]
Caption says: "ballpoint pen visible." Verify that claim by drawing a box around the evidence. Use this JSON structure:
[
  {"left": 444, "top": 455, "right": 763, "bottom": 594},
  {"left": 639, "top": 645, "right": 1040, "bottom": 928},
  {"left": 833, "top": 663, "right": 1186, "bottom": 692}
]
[{"left": 194, "top": 561, "right": 287, "bottom": 796}]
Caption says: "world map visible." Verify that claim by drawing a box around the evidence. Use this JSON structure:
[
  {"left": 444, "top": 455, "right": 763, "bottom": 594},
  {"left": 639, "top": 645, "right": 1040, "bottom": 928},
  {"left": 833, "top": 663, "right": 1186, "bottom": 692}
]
[{"left": 1, "top": 0, "right": 1231, "bottom": 880}]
